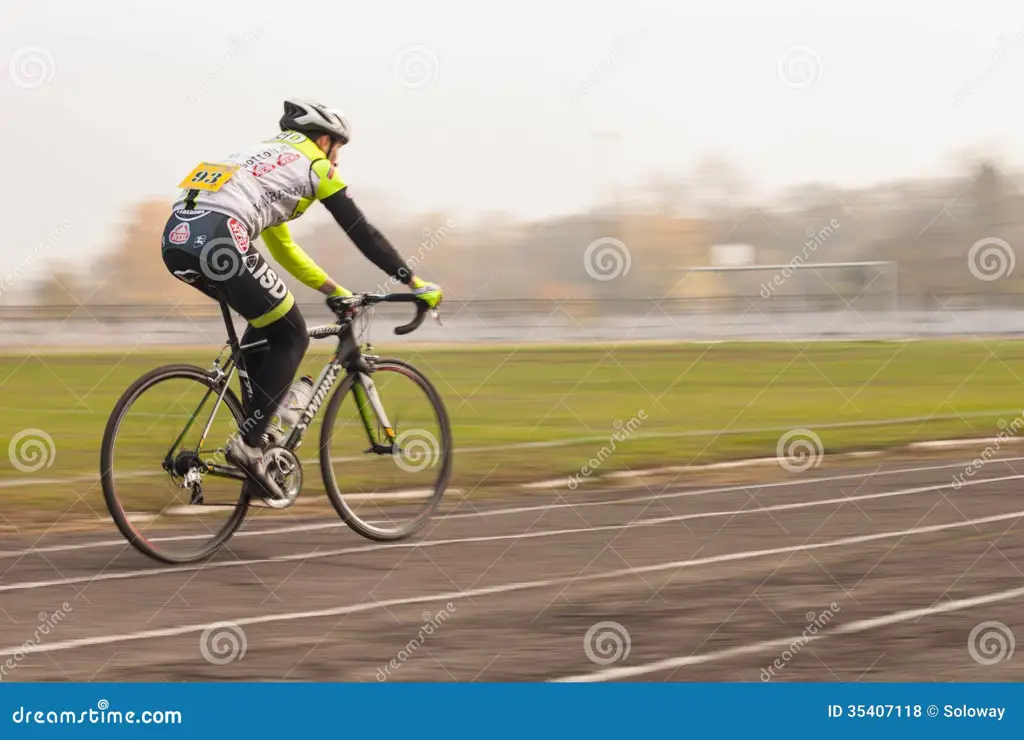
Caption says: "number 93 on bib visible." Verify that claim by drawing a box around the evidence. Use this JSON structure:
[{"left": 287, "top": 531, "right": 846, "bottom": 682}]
[{"left": 178, "top": 162, "right": 239, "bottom": 192}]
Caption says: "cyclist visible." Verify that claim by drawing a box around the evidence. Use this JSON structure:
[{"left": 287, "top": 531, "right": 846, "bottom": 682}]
[{"left": 161, "top": 99, "right": 442, "bottom": 501}]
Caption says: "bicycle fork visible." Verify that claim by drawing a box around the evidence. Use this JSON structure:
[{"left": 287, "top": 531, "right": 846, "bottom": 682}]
[{"left": 353, "top": 373, "right": 398, "bottom": 453}]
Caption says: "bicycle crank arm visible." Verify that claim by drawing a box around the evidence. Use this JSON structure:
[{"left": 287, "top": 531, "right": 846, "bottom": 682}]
[
  {"left": 365, "top": 442, "right": 398, "bottom": 455},
  {"left": 204, "top": 463, "right": 248, "bottom": 481}
]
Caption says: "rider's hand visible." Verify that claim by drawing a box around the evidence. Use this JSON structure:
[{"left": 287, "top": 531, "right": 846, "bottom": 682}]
[
  {"left": 325, "top": 285, "right": 353, "bottom": 315},
  {"left": 410, "top": 276, "right": 443, "bottom": 309}
]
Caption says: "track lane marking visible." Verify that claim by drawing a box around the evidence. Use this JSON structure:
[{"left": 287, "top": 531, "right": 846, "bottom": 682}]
[
  {"left": 554, "top": 581, "right": 1024, "bottom": 682},
  {"left": 1, "top": 472, "right": 1018, "bottom": 594},
  {"left": 4, "top": 507, "right": 1023, "bottom": 658},
  {"left": 4, "top": 456, "right": 1020, "bottom": 559}
]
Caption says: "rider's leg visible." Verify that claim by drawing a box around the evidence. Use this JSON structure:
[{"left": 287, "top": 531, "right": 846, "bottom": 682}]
[
  {"left": 162, "top": 211, "right": 304, "bottom": 499},
  {"left": 237, "top": 305, "right": 309, "bottom": 447}
]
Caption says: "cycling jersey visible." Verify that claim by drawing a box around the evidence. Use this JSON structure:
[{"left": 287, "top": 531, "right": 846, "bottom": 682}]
[
  {"left": 173, "top": 131, "right": 342, "bottom": 237},
  {"left": 170, "top": 130, "right": 412, "bottom": 293}
]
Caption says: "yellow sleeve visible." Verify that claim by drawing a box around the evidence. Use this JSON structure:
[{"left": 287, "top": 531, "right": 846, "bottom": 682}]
[{"left": 260, "top": 223, "right": 329, "bottom": 291}]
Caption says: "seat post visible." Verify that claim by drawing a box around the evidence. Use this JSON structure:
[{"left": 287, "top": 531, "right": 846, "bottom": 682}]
[
  {"left": 217, "top": 291, "right": 254, "bottom": 410},
  {"left": 218, "top": 292, "right": 241, "bottom": 350}
]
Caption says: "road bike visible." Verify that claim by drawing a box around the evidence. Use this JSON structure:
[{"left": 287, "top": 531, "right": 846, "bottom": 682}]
[{"left": 100, "top": 293, "right": 452, "bottom": 564}]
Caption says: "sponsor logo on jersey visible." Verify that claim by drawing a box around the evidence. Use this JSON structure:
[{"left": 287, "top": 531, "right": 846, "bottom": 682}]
[
  {"left": 250, "top": 185, "right": 307, "bottom": 213},
  {"left": 169, "top": 223, "right": 191, "bottom": 244},
  {"left": 173, "top": 208, "right": 211, "bottom": 222},
  {"left": 194, "top": 234, "right": 208, "bottom": 247},
  {"left": 245, "top": 253, "right": 260, "bottom": 271},
  {"left": 247, "top": 258, "right": 288, "bottom": 299},
  {"left": 252, "top": 162, "right": 276, "bottom": 177},
  {"left": 276, "top": 132, "right": 307, "bottom": 144},
  {"left": 277, "top": 152, "right": 300, "bottom": 166},
  {"left": 227, "top": 218, "right": 250, "bottom": 253},
  {"left": 172, "top": 269, "right": 202, "bottom": 284}
]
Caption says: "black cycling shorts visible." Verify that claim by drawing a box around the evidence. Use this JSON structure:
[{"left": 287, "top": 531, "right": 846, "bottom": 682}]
[{"left": 161, "top": 209, "right": 294, "bottom": 328}]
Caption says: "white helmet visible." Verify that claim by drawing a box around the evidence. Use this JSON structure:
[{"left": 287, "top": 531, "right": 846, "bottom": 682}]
[{"left": 280, "top": 99, "right": 351, "bottom": 144}]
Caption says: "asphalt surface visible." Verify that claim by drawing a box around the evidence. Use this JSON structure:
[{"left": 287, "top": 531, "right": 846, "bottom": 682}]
[{"left": 2, "top": 450, "right": 1024, "bottom": 682}]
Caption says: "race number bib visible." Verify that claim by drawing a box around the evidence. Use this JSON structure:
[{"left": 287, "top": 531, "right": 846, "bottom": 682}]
[{"left": 178, "top": 162, "right": 239, "bottom": 192}]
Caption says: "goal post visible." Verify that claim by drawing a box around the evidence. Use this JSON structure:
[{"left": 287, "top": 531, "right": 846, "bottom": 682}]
[{"left": 671, "top": 261, "right": 900, "bottom": 317}]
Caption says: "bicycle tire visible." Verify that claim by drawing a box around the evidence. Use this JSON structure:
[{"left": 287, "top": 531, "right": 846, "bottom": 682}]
[
  {"left": 100, "top": 364, "right": 249, "bottom": 564},
  {"left": 319, "top": 358, "right": 453, "bottom": 541}
]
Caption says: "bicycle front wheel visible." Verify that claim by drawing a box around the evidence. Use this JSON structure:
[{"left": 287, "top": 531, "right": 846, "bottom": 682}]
[
  {"left": 100, "top": 364, "right": 249, "bottom": 563},
  {"left": 320, "top": 358, "right": 452, "bottom": 541}
]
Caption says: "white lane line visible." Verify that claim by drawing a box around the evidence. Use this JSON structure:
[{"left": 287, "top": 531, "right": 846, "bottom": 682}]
[
  {"left": 4, "top": 507, "right": 1024, "bottom": 658},
  {"left": 0, "top": 472, "right": 1016, "bottom": 595},
  {"left": 3, "top": 455, "right": 1022, "bottom": 559},
  {"left": 416, "top": 456, "right": 1024, "bottom": 522},
  {"left": 554, "top": 582, "right": 1024, "bottom": 682}
]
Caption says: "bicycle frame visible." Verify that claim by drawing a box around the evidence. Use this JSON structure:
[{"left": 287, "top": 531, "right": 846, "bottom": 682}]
[{"left": 164, "top": 297, "right": 400, "bottom": 485}]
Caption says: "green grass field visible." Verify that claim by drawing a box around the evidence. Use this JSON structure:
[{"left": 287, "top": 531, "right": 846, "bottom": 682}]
[{"left": 1, "top": 340, "right": 1022, "bottom": 526}]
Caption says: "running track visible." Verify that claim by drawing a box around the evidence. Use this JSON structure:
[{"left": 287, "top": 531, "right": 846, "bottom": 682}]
[{"left": 2, "top": 450, "right": 1023, "bottom": 682}]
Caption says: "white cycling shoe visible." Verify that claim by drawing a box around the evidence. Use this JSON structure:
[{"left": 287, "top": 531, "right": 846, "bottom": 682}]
[{"left": 225, "top": 436, "right": 287, "bottom": 504}]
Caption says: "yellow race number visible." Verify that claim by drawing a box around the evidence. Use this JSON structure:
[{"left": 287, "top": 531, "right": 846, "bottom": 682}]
[{"left": 178, "top": 162, "right": 239, "bottom": 192}]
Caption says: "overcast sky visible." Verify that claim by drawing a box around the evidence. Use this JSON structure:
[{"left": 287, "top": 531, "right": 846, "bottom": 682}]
[{"left": 2, "top": 0, "right": 1024, "bottom": 278}]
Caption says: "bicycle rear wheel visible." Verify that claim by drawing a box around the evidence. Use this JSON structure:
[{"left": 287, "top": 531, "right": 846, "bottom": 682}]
[
  {"left": 320, "top": 358, "right": 452, "bottom": 541},
  {"left": 100, "top": 364, "right": 249, "bottom": 563}
]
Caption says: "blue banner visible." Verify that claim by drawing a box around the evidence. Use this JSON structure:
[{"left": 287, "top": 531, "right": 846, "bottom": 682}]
[{"left": 1, "top": 683, "right": 1020, "bottom": 738}]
